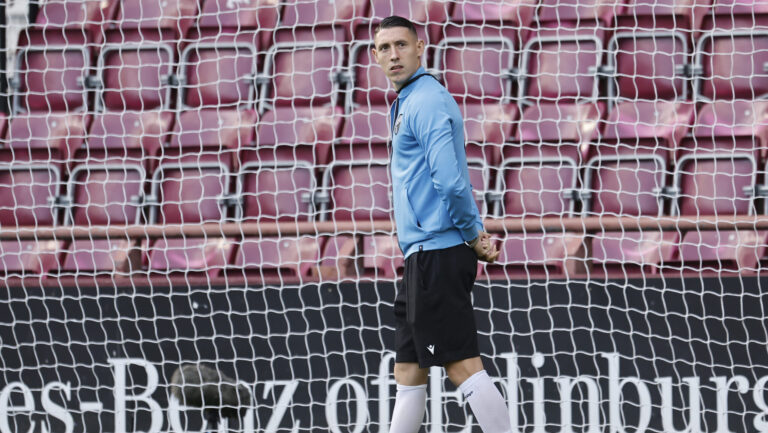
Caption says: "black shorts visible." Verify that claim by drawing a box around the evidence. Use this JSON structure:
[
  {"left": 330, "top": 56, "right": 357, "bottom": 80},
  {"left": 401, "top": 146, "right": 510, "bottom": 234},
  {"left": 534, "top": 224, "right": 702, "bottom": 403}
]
[{"left": 394, "top": 243, "right": 480, "bottom": 368}]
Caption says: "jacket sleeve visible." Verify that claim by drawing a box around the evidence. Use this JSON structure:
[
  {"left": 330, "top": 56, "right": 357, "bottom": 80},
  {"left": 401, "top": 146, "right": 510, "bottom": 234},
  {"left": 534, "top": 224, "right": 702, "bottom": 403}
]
[{"left": 412, "top": 91, "right": 481, "bottom": 242}]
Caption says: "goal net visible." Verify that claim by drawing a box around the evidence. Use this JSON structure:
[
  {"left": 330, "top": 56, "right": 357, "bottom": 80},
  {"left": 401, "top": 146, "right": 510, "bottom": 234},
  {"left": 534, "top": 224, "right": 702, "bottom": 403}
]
[{"left": 1, "top": 0, "right": 768, "bottom": 432}]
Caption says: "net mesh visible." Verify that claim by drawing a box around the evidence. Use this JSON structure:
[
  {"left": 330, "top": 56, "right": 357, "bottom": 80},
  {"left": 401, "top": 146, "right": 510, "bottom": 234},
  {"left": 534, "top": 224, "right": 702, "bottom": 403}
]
[{"left": 2, "top": 1, "right": 768, "bottom": 432}]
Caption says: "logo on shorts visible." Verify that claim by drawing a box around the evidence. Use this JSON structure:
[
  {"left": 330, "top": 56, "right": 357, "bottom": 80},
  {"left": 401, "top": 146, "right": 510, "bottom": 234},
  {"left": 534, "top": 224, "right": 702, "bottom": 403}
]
[{"left": 427, "top": 345, "right": 435, "bottom": 355}]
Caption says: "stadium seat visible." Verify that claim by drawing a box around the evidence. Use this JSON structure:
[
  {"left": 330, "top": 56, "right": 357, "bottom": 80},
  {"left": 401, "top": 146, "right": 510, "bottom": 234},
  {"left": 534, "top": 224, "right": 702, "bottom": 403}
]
[
  {"left": 493, "top": 103, "right": 601, "bottom": 217},
  {"left": 0, "top": 163, "right": 64, "bottom": 276},
  {"left": 345, "top": 38, "right": 397, "bottom": 112},
  {"left": 319, "top": 157, "right": 391, "bottom": 222},
  {"left": 107, "top": 0, "right": 198, "bottom": 44},
  {"left": 256, "top": 105, "right": 341, "bottom": 167},
  {"left": 316, "top": 235, "right": 359, "bottom": 281},
  {"left": 607, "top": 31, "right": 691, "bottom": 102},
  {"left": 7, "top": 112, "right": 89, "bottom": 161},
  {"left": 676, "top": 230, "right": 767, "bottom": 273},
  {"left": 66, "top": 164, "right": 146, "bottom": 226},
  {"left": 170, "top": 109, "right": 257, "bottom": 157},
  {"left": 11, "top": 44, "right": 90, "bottom": 113},
  {"left": 616, "top": 0, "right": 712, "bottom": 33},
  {"left": 691, "top": 100, "right": 768, "bottom": 162},
  {"left": 61, "top": 238, "right": 135, "bottom": 275},
  {"left": 462, "top": 102, "right": 517, "bottom": 167},
  {"left": 280, "top": 0, "right": 368, "bottom": 42},
  {"left": 85, "top": 110, "right": 174, "bottom": 163},
  {"left": 194, "top": 0, "right": 279, "bottom": 49},
  {"left": 361, "top": 235, "right": 404, "bottom": 280},
  {"left": 518, "top": 28, "right": 604, "bottom": 107},
  {"left": 259, "top": 40, "right": 345, "bottom": 112},
  {"left": 695, "top": 28, "right": 768, "bottom": 101},
  {"left": 357, "top": 0, "right": 450, "bottom": 45},
  {"left": 146, "top": 156, "right": 235, "bottom": 274},
  {"left": 704, "top": 0, "right": 768, "bottom": 29},
  {"left": 485, "top": 233, "right": 586, "bottom": 280},
  {"left": 232, "top": 236, "right": 322, "bottom": 284},
  {"left": 237, "top": 156, "right": 317, "bottom": 223},
  {"left": 448, "top": 0, "right": 537, "bottom": 44},
  {"left": 590, "top": 231, "right": 679, "bottom": 278},
  {"left": 538, "top": 0, "right": 625, "bottom": 28},
  {"left": 26, "top": 0, "right": 118, "bottom": 45}
]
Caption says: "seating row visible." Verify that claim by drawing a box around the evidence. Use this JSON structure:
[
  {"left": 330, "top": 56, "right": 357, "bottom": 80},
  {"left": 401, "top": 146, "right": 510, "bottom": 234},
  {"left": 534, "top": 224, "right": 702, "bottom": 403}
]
[{"left": 2, "top": 230, "right": 766, "bottom": 281}]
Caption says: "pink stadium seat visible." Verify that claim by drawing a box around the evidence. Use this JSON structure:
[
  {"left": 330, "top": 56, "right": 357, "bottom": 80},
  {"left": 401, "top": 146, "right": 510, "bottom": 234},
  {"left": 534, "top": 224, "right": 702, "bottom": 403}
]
[
  {"left": 519, "top": 28, "right": 604, "bottom": 106},
  {"left": 28, "top": 0, "right": 118, "bottom": 45},
  {"left": 462, "top": 103, "right": 517, "bottom": 167},
  {"left": 67, "top": 164, "right": 146, "bottom": 226},
  {"left": 259, "top": 40, "right": 345, "bottom": 111},
  {"left": 538, "top": 0, "right": 625, "bottom": 28},
  {"left": 11, "top": 44, "right": 90, "bottom": 113},
  {"left": 616, "top": 0, "right": 712, "bottom": 32},
  {"left": 280, "top": 0, "right": 368, "bottom": 42},
  {"left": 691, "top": 100, "right": 768, "bottom": 161},
  {"left": 147, "top": 237, "right": 233, "bottom": 277},
  {"left": 449, "top": 0, "right": 537, "bottom": 43},
  {"left": 321, "top": 159, "right": 391, "bottom": 222},
  {"left": 336, "top": 106, "right": 390, "bottom": 163},
  {"left": 170, "top": 109, "right": 257, "bottom": 154},
  {"left": 705, "top": 0, "right": 768, "bottom": 29},
  {"left": 108, "top": 0, "right": 198, "bottom": 43},
  {"left": 237, "top": 156, "right": 316, "bottom": 223},
  {"left": 96, "top": 43, "right": 175, "bottom": 111},
  {"left": 62, "top": 239, "right": 134, "bottom": 274},
  {"left": 485, "top": 233, "right": 586, "bottom": 280},
  {"left": 495, "top": 103, "right": 601, "bottom": 217},
  {"left": 317, "top": 235, "right": 359, "bottom": 281},
  {"left": 591, "top": 231, "right": 679, "bottom": 277},
  {"left": 0, "top": 164, "right": 64, "bottom": 276},
  {"left": 233, "top": 236, "right": 322, "bottom": 284},
  {"left": 7, "top": 113, "right": 89, "bottom": 160},
  {"left": 359, "top": 0, "right": 449, "bottom": 43},
  {"left": 195, "top": 0, "right": 279, "bottom": 49},
  {"left": 695, "top": 29, "right": 768, "bottom": 101},
  {"left": 86, "top": 110, "right": 174, "bottom": 161},
  {"left": 608, "top": 31, "right": 691, "bottom": 102},
  {"left": 361, "top": 235, "right": 404, "bottom": 280},
  {"left": 256, "top": 105, "right": 341, "bottom": 167},
  {"left": 677, "top": 230, "right": 767, "bottom": 273}
]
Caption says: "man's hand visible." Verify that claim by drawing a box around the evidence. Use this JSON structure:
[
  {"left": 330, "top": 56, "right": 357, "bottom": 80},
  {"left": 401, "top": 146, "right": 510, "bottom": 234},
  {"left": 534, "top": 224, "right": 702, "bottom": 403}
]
[{"left": 471, "top": 231, "right": 500, "bottom": 263}]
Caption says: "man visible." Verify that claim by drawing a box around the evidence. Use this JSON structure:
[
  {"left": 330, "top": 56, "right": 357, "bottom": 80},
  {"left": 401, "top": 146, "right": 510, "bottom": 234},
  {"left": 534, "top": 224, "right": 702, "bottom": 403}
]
[{"left": 371, "top": 15, "right": 513, "bottom": 433}]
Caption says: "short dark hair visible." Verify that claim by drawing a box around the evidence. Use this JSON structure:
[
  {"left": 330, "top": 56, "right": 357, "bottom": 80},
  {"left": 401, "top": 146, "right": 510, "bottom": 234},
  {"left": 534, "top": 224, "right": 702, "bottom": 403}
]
[{"left": 374, "top": 15, "right": 418, "bottom": 39}]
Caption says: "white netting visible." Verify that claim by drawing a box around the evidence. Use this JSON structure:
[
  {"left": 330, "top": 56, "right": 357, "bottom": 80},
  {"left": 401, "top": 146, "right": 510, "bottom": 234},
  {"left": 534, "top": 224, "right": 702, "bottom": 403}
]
[{"left": 2, "top": 1, "right": 768, "bottom": 432}]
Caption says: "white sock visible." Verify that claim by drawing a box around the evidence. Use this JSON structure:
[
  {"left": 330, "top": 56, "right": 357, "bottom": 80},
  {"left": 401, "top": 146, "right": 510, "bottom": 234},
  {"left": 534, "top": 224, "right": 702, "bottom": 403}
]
[
  {"left": 389, "top": 383, "right": 427, "bottom": 433},
  {"left": 459, "top": 370, "right": 512, "bottom": 433}
]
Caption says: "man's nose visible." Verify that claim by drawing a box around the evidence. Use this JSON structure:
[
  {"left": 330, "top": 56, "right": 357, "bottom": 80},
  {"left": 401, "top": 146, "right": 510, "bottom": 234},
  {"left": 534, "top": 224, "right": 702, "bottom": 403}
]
[{"left": 389, "top": 47, "right": 400, "bottom": 60}]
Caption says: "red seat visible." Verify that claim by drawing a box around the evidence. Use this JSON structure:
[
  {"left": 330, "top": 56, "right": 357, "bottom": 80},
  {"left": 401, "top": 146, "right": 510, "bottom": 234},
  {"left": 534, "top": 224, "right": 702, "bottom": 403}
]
[
  {"left": 171, "top": 109, "right": 257, "bottom": 155},
  {"left": 691, "top": 100, "right": 768, "bottom": 162},
  {"left": 361, "top": 235, "right": 404, "bottom": 280},
  {"left": 345, "top": 39, "right": 395, "bottom": 112},
  {"left": 677, "top": 230, "right": 767, "bottom": 273},
  {"left": 448, "top": 0, "right": 537, "bottom": 44},
  {"left": 617, "top": 0, "right": 712, "bottom": 33},
  {"left": 321, "top": 159, "right": 391, "bottom": 222},
  {"left": 538, "top": 0, "right": 624, "bottom": 28},
  {"left": 66, "top": 164, "right": 146, "bottom": 226},
  {"left": 695, "top": 29, "right": 768, "bottom": 101},
  {"left": 107, "top": 0, "right": 198, "bottom": 44},
  {"left": 256, "top": 105, "right": 342, "bottom": 167},
  {"left": 7, "top": 113, "right": 89, "bottom": 160},
  {"left": 591, "top": 231, "right": 679, "bottom": 277},
  {"left": 485, "top": 233, "right": 585, "bottom": 280},
  {"left": 27, "top": 0, "right": 118, "bottom": 44},
  {"left": 280, "top": 0, "right": 368, "bottom": 42},
  {"left": 462, "top": 103, "right": 517, "bottom": 167},
  {"left": 11, "top": 44, "right": 90, "bottom": 113},
  {"left": 495, "top": 103, "right": 601, "bottom": 217},
  {"left": 0, "top": 163, "right": 64, "bottom": 276},
  {"left": 195, "top": 0, "right": 279, "bottom": 49},
  {"left": 86, "top": 110, "right": 174, "bottom": 161},
  {"left": 62, "top": 238, "right": 134, "bottom": 274},
  {"left": 317, "top": 235, "right": 359, "bottom": 281},
  {"left": 358, "top": 0, "right": 450, "bottom": 45},
  {"left": 519, "top": 28, "right": 604, "bottom": 106},
  {"left": 608, "top": 31, "right": 691, "bottom": 102},
  {"left": 237, "top": 155, "right": 316, "bottom": 223},
  {"left": 259, "top": 41, "right": 345, "bottom": 111},
  {"left": 147, "top": 237, "right": 233, "bottom": 277},
  {"left": 704, "top": 0, "right": 768, "bottom": 29},
  {"left": 232, "top": 236, "right": 322, "bottom": 284}
]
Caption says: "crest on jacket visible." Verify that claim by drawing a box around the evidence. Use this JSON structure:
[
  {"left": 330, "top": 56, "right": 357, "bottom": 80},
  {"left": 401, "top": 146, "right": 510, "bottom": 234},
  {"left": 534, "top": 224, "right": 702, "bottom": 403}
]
[{"left": 393, "top": 113, "right": 404, "bottom": 135}]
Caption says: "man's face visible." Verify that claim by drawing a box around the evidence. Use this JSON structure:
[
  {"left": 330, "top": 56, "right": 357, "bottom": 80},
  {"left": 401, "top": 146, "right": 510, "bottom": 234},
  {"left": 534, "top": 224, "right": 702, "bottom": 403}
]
[{"left": 372, "top": 26, "right": 425, "bottom": 91}]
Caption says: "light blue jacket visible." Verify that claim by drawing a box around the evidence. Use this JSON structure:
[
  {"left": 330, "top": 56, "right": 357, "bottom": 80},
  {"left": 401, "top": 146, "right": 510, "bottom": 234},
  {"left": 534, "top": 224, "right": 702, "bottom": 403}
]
[{"left": 390, "top": 67, "right": 483, "bottom": 258}]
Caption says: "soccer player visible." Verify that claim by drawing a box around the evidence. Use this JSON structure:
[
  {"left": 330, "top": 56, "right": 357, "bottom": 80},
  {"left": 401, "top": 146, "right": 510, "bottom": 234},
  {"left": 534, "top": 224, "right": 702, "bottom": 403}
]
[{"left": 371, "top": 15, "right": 513, "bottom": 433}]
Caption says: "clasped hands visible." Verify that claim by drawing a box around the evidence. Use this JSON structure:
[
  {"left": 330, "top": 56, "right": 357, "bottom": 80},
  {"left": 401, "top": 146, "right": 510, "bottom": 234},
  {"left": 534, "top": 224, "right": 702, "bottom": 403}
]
[{"left": 471, "top": 231, "right": 500, "bottom": 263}]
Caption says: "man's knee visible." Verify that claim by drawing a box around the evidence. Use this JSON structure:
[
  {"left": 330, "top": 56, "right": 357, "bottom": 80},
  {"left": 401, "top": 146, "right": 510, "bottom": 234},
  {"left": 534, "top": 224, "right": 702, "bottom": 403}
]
[
  {"left": 444, "top": 357, "right": 484, "bottom": 387},
  {"left": 394, "top": 362, "right": 429, "bottom": 386}
]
